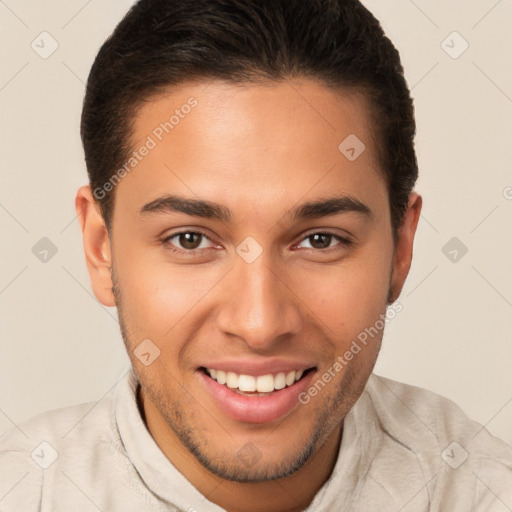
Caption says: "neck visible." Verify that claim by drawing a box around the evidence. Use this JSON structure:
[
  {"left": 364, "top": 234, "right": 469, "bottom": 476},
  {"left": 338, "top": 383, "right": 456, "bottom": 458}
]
[{"left": 138, "top": 386, "right": 343, "bottom": 512}]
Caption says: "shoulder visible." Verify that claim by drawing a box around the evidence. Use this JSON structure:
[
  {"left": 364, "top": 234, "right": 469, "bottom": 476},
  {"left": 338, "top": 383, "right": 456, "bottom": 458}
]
[
  {"left": 365, "top": 374, "right": 510, "bottom": 450},
  {"left": 362, "top": 374, "right": 512, "bottom": 510},
  {"left": 0, "top": 390, "right": 122, "bottom": 511},
  {"left": 366, "top": 373, "right": 482, "bottom": 439},
  {"left": 0, "top": 390, "right": 118, "bottom": 454}
]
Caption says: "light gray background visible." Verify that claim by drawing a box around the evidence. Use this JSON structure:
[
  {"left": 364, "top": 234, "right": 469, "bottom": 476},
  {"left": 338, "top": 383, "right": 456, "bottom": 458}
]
[{"left": 1, "top": 0, "right": 511, "bottom": 445}]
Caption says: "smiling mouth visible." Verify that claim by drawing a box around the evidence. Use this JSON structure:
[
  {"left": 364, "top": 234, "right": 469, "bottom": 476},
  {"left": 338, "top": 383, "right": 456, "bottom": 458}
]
[{"left": 200, "top": 367, "right": 316, "bottom": 396}]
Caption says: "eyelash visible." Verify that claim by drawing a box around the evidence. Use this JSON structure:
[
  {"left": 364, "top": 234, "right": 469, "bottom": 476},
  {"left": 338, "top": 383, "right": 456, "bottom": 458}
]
[{"left": 162, "top": 230, "right": 353, "bottom": 256}]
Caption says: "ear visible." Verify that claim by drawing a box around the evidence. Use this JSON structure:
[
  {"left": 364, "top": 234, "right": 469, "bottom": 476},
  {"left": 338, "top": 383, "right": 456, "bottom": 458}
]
[
  {"left": 75, "top": 185, "right": 115, "bottom": 307},
  {"left": 389, "top": 192, "right": 422, "bottom": 303}
]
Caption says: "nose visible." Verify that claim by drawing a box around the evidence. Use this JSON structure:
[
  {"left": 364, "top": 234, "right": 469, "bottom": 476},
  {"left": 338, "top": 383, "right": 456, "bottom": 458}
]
[{"left": 216, "top": 250, "right": 303, "bottom": 350}]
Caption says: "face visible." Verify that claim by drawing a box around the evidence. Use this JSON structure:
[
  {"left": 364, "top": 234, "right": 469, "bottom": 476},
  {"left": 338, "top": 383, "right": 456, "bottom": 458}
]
[{"left": 78, "top": 78, "right": 420, "bottom": 483}]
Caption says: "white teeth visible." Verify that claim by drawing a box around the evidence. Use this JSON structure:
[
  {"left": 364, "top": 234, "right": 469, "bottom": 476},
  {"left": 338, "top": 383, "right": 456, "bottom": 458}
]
[
  {"left": 285, "top": 371, "right": 296, "bottom": 386},
  {"left": 274, "top": 372, "right": 286, "bottom": 390},
  {"left": 216, "top": 370, "right": 226, "bottom": 385},
  {"left": 238, "top": 374, "right": 256, "bottom": 392},
  {"left": 256, "top": 374, "right": 275, "bottom": 393},
  {"left": 226, "top": 372, "right": 238, "bottom": 389},
  {"left": 205, "top": 367, "right": 309, "bottom": 393}
]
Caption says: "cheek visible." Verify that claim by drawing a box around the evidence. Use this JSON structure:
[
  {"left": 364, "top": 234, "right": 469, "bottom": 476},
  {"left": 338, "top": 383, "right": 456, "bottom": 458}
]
[
  {"left": 116, "top": 252, "right": 222, "bottom": 341},
  {"left": 293, "top": 253, "right": 392, "bottom": 342}
]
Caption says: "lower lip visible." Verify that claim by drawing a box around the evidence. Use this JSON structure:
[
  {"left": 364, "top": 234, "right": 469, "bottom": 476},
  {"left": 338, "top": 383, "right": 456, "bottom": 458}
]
[{"left": 198, "top": 370, "right": 315, "bottom": 424}]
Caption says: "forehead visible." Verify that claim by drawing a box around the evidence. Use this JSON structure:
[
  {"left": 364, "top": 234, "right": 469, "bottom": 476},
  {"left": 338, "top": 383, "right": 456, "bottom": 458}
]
[{"left": 115, "top": 78, "right": 386, "bottom": 222}]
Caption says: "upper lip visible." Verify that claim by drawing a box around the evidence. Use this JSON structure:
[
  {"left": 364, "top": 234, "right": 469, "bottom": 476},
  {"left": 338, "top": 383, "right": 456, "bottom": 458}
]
[{"left": 198, "top": 358, "right": 317, "bottom": 377}]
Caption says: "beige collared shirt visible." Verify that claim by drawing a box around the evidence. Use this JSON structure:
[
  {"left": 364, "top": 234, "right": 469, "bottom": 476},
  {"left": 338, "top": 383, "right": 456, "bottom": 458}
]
[{"left": 1, "top": 369, "right": 511, "bottom": 511}]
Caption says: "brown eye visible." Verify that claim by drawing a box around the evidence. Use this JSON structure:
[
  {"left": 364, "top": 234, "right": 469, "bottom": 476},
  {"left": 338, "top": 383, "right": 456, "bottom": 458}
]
[
  {"left": 164, "top": 231, "right": 214, "bottom": 254},
  {"left": 178, "top": 232, "right": 203, "bottom": 250},
  {"left": 308, "top": 233, "right": 333, "bottom": 249},
  {"left": 296, "top": 232, "right": 351, "bottom": 251}
]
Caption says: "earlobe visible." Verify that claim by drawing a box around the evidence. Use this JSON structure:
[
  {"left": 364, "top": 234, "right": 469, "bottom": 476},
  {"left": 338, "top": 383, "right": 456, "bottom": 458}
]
[
  {"left": 389, "top": 192, "right": 423, "bottom": 303},
  {"left": 75, "top": 185, "right": 116, "bottom": 307}
]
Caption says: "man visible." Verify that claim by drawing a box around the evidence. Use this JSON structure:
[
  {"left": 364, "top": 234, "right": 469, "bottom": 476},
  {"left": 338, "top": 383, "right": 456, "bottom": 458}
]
[{"left": 1, "top": 0, "right": 511, "bottom": 510}]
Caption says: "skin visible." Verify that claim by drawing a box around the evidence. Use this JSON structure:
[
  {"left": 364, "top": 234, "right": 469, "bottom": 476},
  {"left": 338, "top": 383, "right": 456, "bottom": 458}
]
[{"left": 76, "top": 78, "right": 422, "bottom": 512}]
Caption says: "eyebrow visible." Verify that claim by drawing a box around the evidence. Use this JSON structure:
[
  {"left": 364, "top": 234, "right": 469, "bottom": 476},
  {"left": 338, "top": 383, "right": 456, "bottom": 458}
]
[
  {"left": 139, "top": 194, "right": 371, "bottom": 222},
  {"left": 290, "top": 194, "right": 371, "bottom": 221}
]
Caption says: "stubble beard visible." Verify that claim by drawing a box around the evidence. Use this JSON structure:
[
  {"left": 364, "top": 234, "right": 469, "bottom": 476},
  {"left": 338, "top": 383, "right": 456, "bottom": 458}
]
[{"left": 111, "top": 264, "right": 381, "bottom": 482}]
